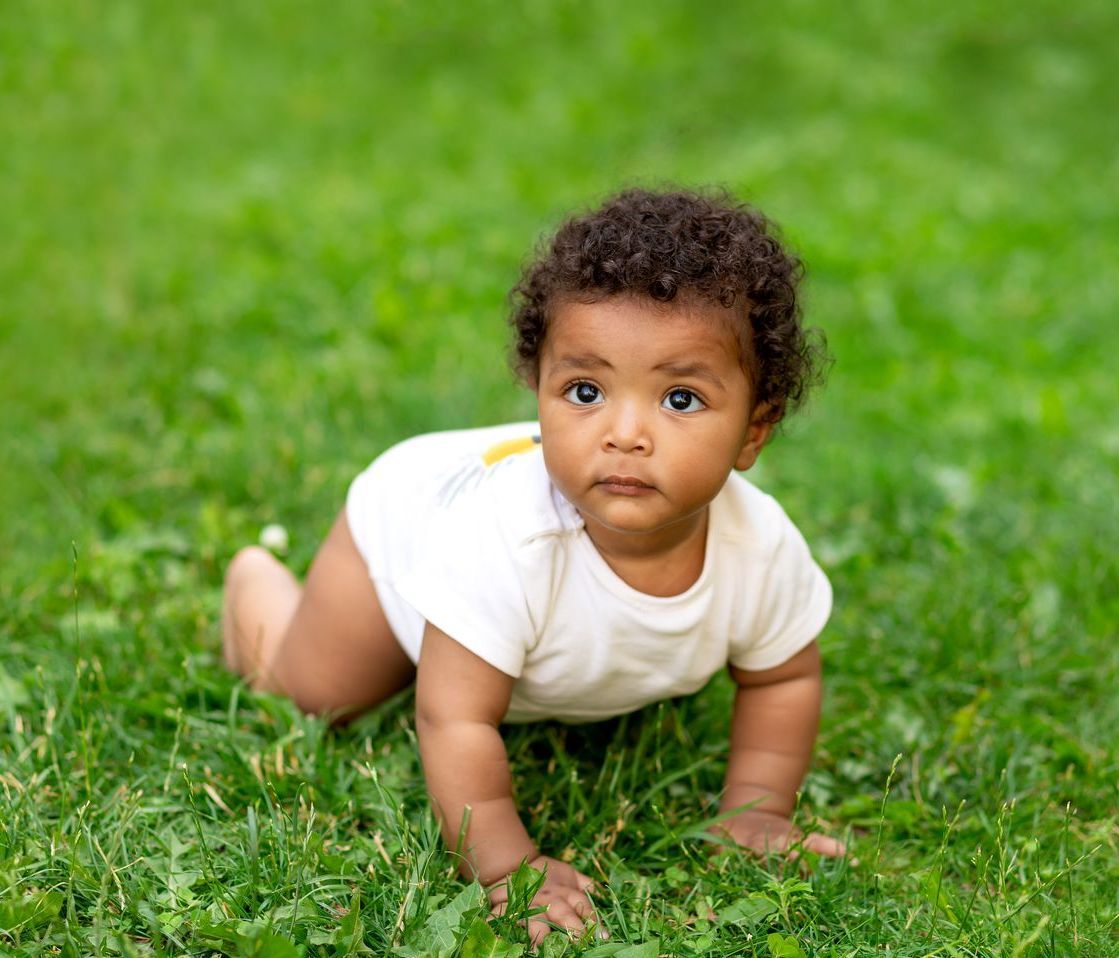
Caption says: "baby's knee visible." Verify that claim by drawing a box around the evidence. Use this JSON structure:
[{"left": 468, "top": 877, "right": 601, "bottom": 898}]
[{"left": 225, "top": 545, "right": 277, "bottom": 588}]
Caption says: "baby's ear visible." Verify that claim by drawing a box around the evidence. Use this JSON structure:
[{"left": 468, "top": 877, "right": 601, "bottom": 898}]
[{"left": 735, "top": 406, "right": 776, "bottom": 471}]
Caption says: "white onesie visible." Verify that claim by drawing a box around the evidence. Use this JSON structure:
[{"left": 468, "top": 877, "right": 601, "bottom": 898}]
[{"left": 346, "top": 422, "right": 831, "bottom": 723}]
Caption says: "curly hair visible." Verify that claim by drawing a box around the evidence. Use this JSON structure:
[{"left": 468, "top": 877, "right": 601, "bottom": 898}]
[{"left": 509, "top": 187, "right": 828, "bottom": 423}]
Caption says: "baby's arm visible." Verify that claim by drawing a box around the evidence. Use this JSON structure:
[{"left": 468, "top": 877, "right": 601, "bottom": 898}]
[
  {"left": 718, "top": 640, "right": 846, "bottom": 857},
  {"left": 415, "top": 623, "right": 596, "bottom": 944}
]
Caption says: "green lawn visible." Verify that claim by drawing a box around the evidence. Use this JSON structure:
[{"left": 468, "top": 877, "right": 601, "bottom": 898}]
[{"left": 3, "top": 1, "right": 1118, "bottom": 955}]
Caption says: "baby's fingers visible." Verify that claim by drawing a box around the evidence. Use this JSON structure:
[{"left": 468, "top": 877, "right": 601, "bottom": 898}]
[
  {"left": 527, "top": 900, "right": 586, "bottom": 946},
  {"left": 566, "top": 888, "right": 596, "bottom": 920},
  {"left": 527, "top": 916, "right": 556, "bottom": 948},
  {"left": 801, "top": 831, "right": 847, "bottom": 858},
  {"left": 491, "top": 894, "right": 591, "bottom": 947},
  {"left": 789, "top": 831, "right": 858, "bottom": 866},
  {"left": 572, "top": 867, "right": 597, "bottom": 893}
]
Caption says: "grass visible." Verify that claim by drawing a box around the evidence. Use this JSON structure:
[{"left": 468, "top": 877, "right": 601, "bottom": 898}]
[{"left": 3, "top": 0, "right": 1118, "bottom": 954}]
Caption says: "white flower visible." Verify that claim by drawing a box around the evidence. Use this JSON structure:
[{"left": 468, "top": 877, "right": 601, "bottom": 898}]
[{"left": 259, "top": 523, "right": 289, "bottom": 554}]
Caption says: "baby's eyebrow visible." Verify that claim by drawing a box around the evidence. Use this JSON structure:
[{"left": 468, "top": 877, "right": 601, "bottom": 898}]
[
  {"left": 655, "top": 361, "right": 726, "bottom": 390},
  {"left": 551, "top": 354, "right": 613, "bottom": 371}
]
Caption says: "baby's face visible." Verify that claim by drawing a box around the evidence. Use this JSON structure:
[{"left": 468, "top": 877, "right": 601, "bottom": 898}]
[{"left": 536, "top": 295, "right": 771, "bottom": 550}]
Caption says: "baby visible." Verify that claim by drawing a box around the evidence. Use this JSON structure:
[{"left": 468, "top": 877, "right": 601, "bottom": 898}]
[{"left": 222, "top": 187, "right": 845, "bottom": 944}]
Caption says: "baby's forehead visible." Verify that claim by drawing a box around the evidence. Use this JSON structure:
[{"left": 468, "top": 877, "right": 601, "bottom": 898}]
[
  {"left": 544, "top": 294, "right": 752, "bottom": 373},
  {"left": 558, "top": 290, "right": 744, "bottom": 327},
  {"left": 555, "top": 292, "right": 748, "bottom": 346}
]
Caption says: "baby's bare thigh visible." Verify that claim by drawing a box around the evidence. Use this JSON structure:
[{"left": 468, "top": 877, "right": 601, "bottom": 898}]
[{"left": 272, "top": 510, "right": 415, "bottom": 719}]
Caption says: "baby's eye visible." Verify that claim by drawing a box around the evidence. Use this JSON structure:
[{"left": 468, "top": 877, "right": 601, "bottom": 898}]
[
  {"left": 662, "top": 389, "right": 705, "bottom": 413},
  {"left": 564, "top": 382, "right": 604, "bottom": 406}
]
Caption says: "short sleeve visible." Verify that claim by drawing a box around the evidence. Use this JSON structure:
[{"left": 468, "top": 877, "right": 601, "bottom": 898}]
[
  {"left": 728, "top": 511, "right": 833, "bottom": 673},
  {"left": 393, "top": 487, "right": 536, "bottom": 679}
]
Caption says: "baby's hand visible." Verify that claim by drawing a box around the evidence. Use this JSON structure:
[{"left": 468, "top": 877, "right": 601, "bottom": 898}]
[
  {"left": 717, "top": 809, "right": 848, "bottom": 861},
  {"left": 488, "top": 855, "right": 598, "bottom": 946}
]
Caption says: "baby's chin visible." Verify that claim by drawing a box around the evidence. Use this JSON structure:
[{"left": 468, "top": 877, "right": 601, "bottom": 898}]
[{"left": 578, "top": 502, "right": 710, "bottom": 541}]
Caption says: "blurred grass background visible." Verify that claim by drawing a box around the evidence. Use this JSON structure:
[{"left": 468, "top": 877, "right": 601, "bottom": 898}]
[{"left": 2, "top": 0, "right": 1118, "bottom": 954}]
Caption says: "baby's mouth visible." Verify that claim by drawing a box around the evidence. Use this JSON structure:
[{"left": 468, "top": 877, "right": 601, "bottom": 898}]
[{"left": 598, "top": 475, "right": 655, "bottom": 495}]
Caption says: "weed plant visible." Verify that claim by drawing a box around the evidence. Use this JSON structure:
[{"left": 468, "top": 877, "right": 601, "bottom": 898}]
[{"left": 2, "top": 1, "right": 1117, "bottom": 954}]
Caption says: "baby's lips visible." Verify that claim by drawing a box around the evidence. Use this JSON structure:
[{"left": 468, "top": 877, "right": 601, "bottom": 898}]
[{"left": 600, "top": 474, "right": 653, "bottom": 487}]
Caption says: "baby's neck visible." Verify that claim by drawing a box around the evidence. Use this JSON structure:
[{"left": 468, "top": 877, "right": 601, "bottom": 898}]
[{"left": 584, "top": 510, "right": 708, "bottom": 597}]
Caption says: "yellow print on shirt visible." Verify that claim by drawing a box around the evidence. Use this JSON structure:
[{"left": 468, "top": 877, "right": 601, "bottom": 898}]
[{"left": 480, "top": 434, "right": 541, "bottom": 466}]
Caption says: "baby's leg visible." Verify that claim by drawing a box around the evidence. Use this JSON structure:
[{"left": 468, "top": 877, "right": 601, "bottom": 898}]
[{"left": 221, "top": 511, "right": 415, "bottom": 720}]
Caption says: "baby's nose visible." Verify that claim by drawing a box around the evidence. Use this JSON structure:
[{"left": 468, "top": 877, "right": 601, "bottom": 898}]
[{"left": 603, "top": 404, "right": 651, "bottom": 453}]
